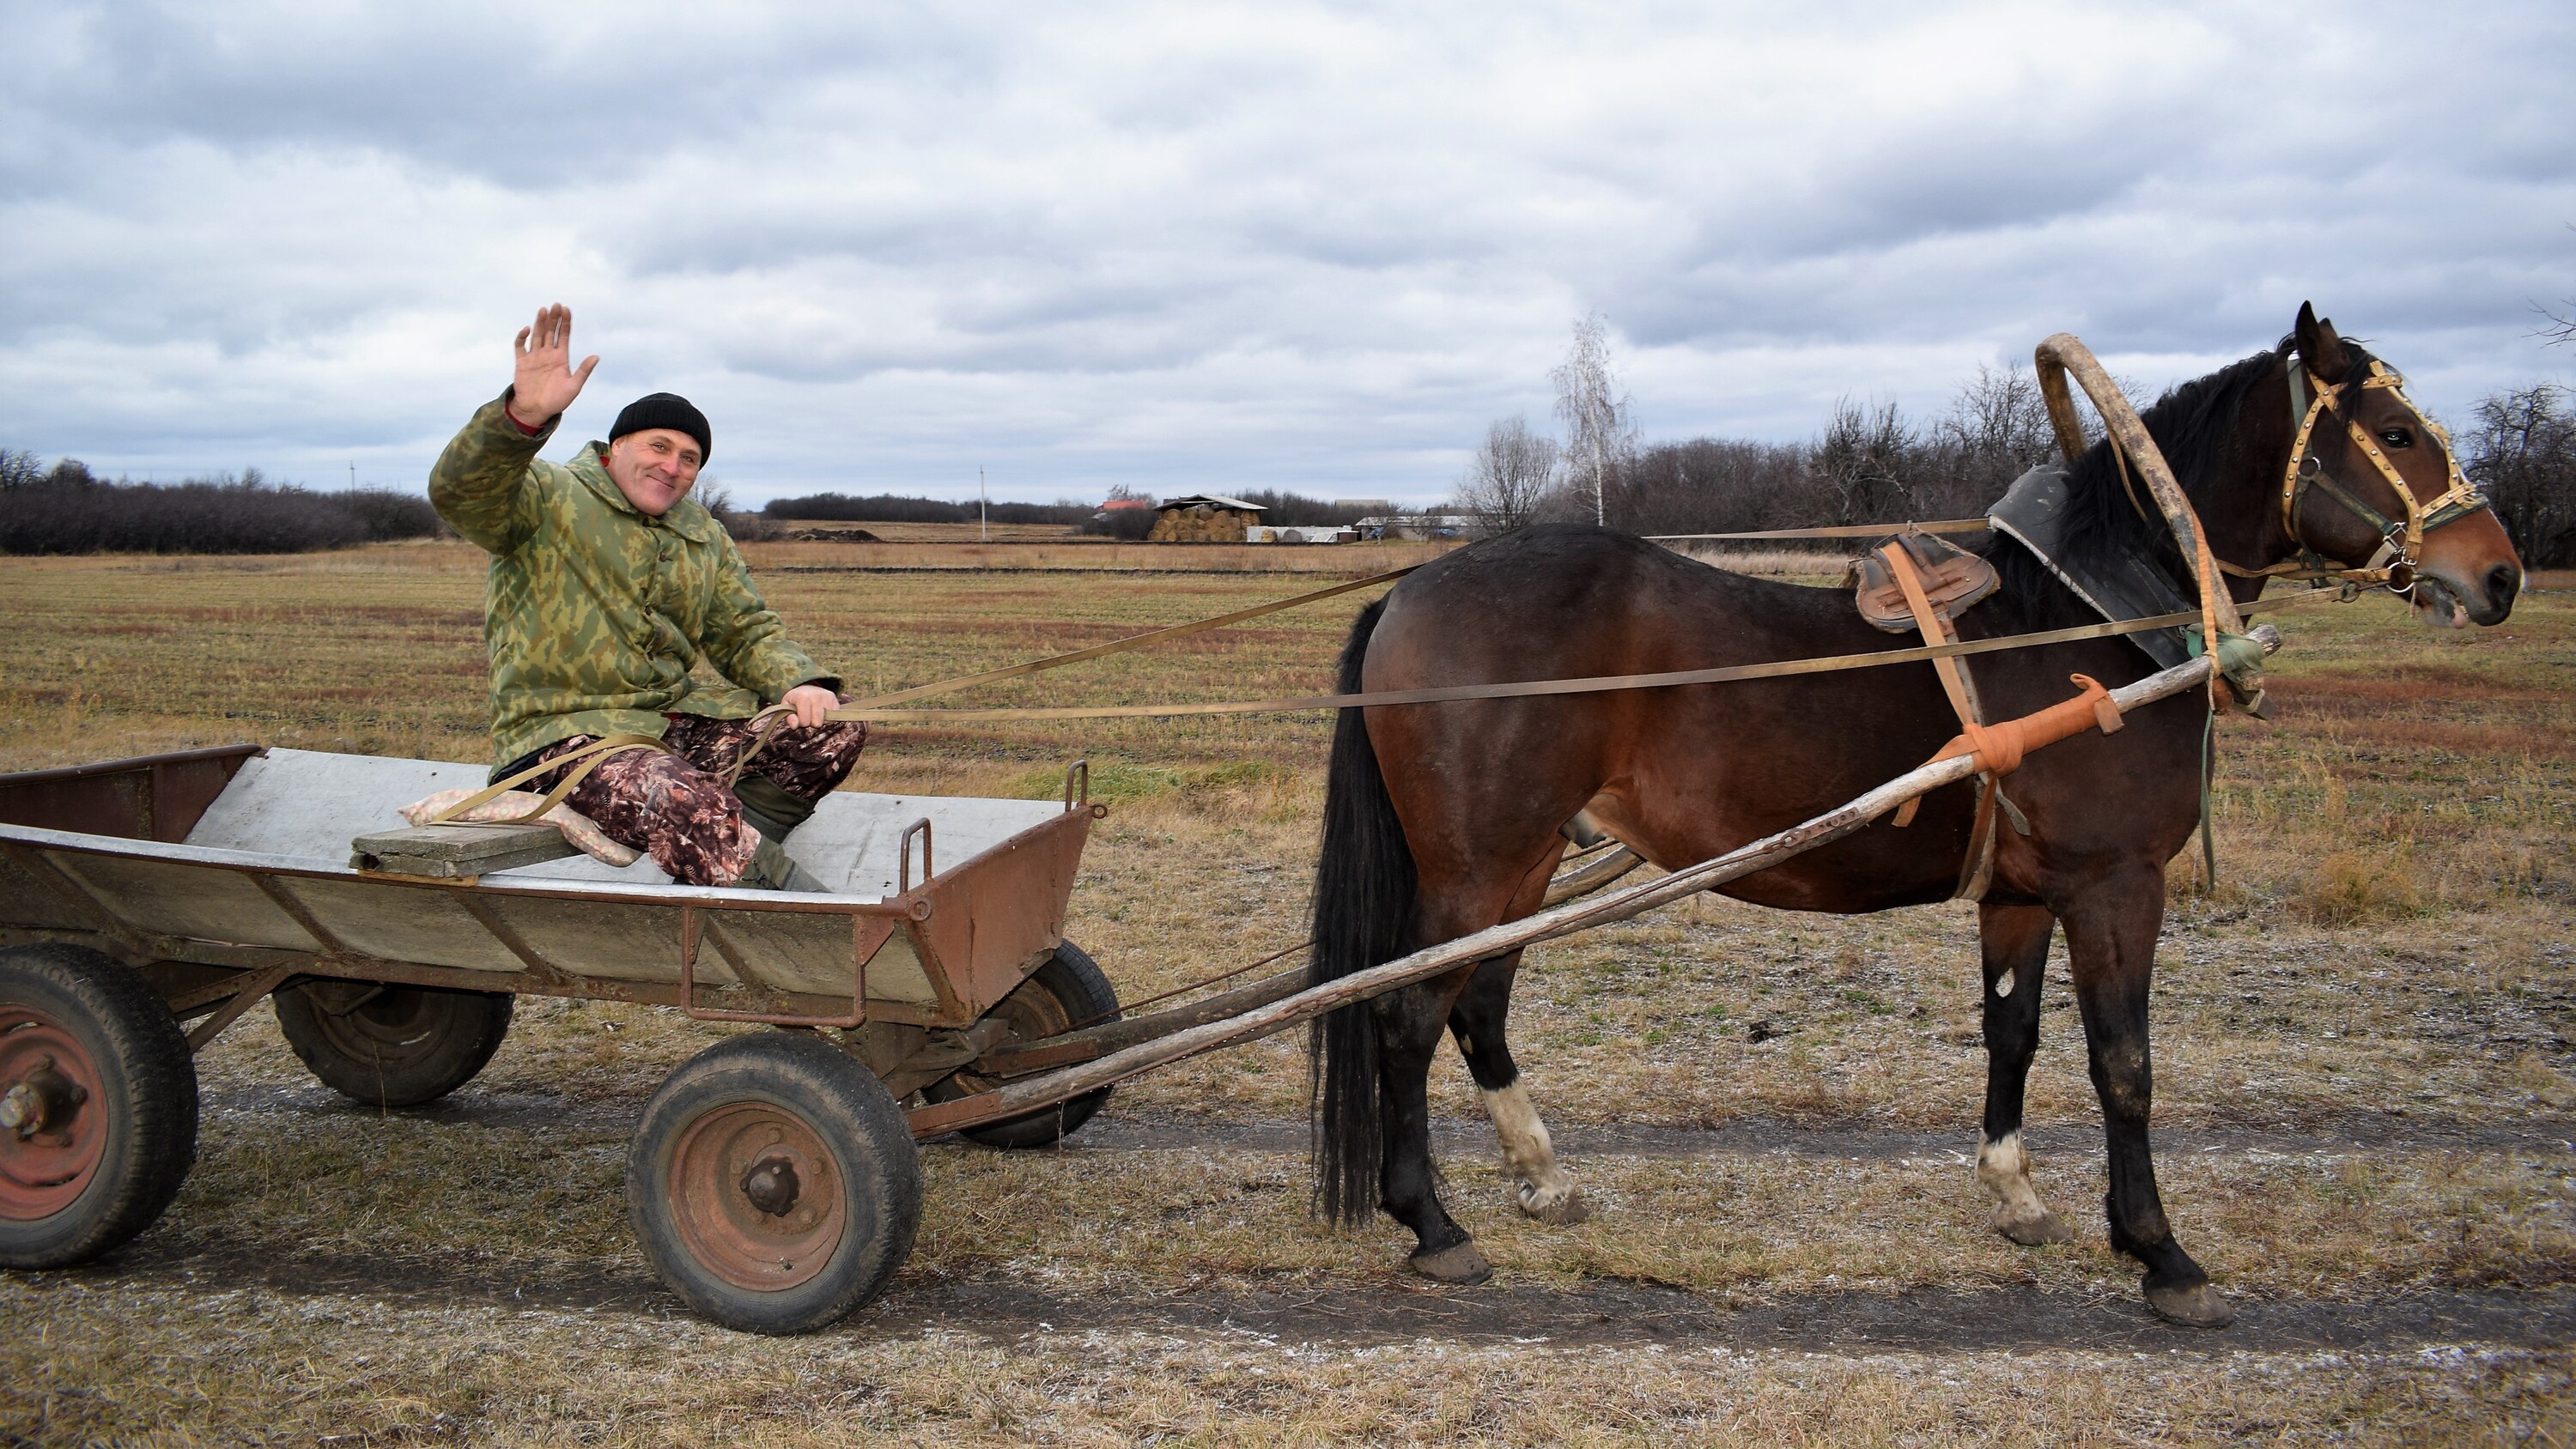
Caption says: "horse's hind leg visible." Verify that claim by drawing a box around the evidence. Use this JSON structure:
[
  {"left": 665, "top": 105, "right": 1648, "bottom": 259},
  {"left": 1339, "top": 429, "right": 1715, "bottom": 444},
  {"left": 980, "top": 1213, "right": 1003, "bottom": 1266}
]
[
  {"left": 1450, "top": 950, "right": 1592, "bottom": 1226},
  {"left": 1975, "top": 901, "right": 2075, "bottom": 1246},
  {"left": 1372, "top": 969, "right": 1491, "bottom": 1283}
]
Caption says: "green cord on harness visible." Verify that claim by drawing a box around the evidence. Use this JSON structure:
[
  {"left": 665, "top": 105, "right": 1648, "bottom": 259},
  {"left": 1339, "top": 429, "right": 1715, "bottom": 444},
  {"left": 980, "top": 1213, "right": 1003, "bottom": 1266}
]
[{"left": 2181, "top": 625, "right": 2267, "bottom": 893}]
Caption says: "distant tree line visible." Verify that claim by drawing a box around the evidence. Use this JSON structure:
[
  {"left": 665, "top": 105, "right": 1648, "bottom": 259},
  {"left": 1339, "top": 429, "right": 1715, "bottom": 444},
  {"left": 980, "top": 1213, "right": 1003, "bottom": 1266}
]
[
  {"left": 763, "top": 492, "right": 1096, "bottom": 526},
  {"left": 1459, "top": 325, "right": 2576, "bottom": 567},
  {"left": 0, "top": 452, "right": 443, "bottom": 555}
]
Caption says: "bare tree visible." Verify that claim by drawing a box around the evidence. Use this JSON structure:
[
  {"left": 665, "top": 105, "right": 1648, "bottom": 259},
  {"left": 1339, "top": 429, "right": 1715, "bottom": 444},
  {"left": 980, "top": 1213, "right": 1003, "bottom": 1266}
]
[
  {"left": 1551, "top": 312, "right": 1635, "bottom": 527},
  {"left": 0, "top": 448, "right": 40, "bottom": 492},
  {"left": 1905, "top": 362, "right": 2063, "bottom": 517},
  {"left": 2466, "top": 383, "right": 2576, "bottom": 567},
  {"left": 1811, "top": 398, "right": 1916, "bottom": 525},
  {"left": 1456, "top": 416, "right": 1559, "bottom": 535}
]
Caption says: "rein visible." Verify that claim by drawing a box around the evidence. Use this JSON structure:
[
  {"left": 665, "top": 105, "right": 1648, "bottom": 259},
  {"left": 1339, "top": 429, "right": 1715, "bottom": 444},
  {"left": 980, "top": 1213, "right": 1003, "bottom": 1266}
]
[{"left": 829, "top": 594, "right": 2321, "bottom": 724}]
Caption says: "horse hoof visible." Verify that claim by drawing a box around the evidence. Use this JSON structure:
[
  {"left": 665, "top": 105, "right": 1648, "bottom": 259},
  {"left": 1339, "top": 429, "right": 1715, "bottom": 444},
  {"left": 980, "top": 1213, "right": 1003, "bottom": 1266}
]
[
  {"left": 1991, "top": 1208, "right": 2074, "bottom": 1246},
  {"left": 1409, "top": 1240, "right": 1494, "bottom": 1286},
  {"left": 2144, "top": 1280, "right": 2235, "bottom": 1329},
  {"left": 1518, "top": 1185, "right": 1594, "bottom": 1227}
]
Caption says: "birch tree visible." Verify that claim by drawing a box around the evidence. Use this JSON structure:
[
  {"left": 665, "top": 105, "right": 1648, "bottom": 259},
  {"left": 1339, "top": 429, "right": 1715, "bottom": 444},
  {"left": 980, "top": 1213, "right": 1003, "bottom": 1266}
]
[{"left": 1551, "top": 313, "right": 1635, "bottom": 527}]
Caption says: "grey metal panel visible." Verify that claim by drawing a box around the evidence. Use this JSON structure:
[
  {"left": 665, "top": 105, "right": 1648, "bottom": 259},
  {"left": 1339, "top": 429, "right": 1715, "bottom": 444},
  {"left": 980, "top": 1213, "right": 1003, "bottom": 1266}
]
[
  {"left": 281, "top": 876, "right": 525, "bottom": 973},
  {"left": 696, "top": 908, "right": 864, "bottom": 997},
  {"left": 49, "top": 851, "right": 318, "bottom": 950},
  {"left": 860, "top": 929, "right": 938, "bottom": 1005},
  {"left": 184, "top": 748, "right": 1063, "bottom": 900},
  {"left": 779, "top": 793, "right": 1062, "bottom": 898},
  {"left": 0, "top": 849, "right": 91, "bottom": 931},
  {"left": 475, "top": 895, "right": 690, "bottom": 984}
]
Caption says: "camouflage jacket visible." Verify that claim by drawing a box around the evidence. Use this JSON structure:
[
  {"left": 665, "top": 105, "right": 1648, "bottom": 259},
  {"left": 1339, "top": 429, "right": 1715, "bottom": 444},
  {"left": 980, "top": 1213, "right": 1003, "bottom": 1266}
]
[{"left": 429, "top": 392, "right": 836, "bottom": 771}]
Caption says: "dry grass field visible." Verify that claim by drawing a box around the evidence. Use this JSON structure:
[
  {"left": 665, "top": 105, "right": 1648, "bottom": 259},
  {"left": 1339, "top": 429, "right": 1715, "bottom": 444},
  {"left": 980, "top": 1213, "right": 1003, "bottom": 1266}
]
[{"left": 2, "top": 540, "right": 2572, "bottom": 1445}]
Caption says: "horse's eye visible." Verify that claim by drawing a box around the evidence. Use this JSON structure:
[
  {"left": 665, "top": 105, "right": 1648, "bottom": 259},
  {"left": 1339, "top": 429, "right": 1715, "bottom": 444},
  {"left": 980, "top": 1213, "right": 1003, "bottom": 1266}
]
[{"left": 2378, "top": 427, "right": 2412, "bottom": 448}]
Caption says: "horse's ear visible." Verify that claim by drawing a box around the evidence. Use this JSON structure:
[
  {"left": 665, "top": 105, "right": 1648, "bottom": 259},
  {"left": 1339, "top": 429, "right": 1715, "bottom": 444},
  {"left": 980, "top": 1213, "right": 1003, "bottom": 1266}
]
[{"left": 2293, "top": 301, "right": 2350, "bottom": 385}]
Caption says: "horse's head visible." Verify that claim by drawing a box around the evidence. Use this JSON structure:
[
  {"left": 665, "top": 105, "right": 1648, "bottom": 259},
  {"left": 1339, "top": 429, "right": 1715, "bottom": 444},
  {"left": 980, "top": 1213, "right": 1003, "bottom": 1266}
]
[{"left": 2287, "top": 303, "right": 2523, "bottom": 627}]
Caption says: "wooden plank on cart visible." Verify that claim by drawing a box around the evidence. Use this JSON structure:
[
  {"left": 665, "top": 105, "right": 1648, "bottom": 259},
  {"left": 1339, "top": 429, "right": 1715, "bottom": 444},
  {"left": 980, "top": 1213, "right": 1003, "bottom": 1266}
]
[{"left": 349, "top": 822, "right": 576, "bottom": 878}]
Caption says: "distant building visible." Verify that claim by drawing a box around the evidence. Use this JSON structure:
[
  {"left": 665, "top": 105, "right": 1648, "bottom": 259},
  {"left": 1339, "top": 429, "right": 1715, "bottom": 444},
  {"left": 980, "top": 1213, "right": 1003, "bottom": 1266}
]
[
  {"left": 1352, "top": 513, "right": 1479, "bottom": 541},
  {"left": 1148, "top": 494, "right": 1267, "bottom": 543},
  {"left": 1246, "top": 524, "right": 1359, "bottom": 544}
]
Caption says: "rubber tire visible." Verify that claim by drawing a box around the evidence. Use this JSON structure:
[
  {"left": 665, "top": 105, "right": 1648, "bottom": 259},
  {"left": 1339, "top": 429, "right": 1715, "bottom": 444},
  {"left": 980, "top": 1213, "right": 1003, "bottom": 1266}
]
[
  {"left": 925, "top": 941, "right": 1121, "bottom": 1149},
  {"left": 0, "top": 943, "right": 199, "bottom": 1269},
  {"left": 273, "top": 983, "right": 513, "bottom": 1108},
  {"left": 627, "top": 1032, "right": 921, "bottom": 1334}
]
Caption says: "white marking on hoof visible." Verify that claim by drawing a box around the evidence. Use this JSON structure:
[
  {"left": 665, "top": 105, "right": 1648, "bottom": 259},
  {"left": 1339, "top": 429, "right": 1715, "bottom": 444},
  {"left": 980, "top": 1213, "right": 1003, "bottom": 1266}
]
[
  {"left": 1483, "top": 1082, "right": 1589, "bottom": 1225},
  {"left": 1977, "top": 1131, "right": 2073, "bottom": 1246}
]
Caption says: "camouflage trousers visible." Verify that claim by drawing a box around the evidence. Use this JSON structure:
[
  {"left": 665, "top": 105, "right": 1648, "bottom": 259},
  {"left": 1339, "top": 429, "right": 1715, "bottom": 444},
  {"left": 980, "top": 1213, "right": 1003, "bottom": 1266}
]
[{"left": 517, "top": 713, "right": 869, "bottom": 887}]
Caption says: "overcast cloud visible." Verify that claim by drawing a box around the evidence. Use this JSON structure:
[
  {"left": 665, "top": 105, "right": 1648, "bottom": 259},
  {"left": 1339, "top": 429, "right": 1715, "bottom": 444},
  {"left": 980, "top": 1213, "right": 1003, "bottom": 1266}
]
[{"left": 3, "top": 0, "right": 2572, "bottom": 505}]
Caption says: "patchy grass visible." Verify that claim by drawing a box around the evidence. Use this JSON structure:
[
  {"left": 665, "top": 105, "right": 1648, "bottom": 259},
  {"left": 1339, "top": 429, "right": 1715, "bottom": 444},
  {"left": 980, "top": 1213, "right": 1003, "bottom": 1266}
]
[{"left": 1, "top": 549, "right": 2571, "bottom": 1442}]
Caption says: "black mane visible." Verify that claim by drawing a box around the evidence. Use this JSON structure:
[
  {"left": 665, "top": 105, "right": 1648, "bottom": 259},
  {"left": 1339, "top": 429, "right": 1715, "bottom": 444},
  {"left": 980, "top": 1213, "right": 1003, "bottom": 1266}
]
[{"left": 1983, "top": 338, "right": 2368, "bottom": 607}]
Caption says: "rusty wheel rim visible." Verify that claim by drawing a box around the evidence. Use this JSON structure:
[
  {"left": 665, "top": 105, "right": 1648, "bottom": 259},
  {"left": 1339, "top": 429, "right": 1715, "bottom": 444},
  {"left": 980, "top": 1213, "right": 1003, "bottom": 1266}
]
[
  {"left": 0, "top": 1009, "right": 109, "bottom": 1222},
  {"left": 939, "top": 975, "right": 1078, "bottom": 1098},
  {"left": 665, "top": 1100, "right": 848, "bottom": 1292}
]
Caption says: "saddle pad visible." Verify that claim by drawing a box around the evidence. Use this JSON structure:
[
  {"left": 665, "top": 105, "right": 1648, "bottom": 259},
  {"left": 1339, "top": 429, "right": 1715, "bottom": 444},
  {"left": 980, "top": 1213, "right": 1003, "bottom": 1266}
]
[
  {"left": 1986, "top": 464, "right": 2194, "bottom": 670},
  {"left": 1850, "top": 529, "right": 2000, "bottom": 633}
]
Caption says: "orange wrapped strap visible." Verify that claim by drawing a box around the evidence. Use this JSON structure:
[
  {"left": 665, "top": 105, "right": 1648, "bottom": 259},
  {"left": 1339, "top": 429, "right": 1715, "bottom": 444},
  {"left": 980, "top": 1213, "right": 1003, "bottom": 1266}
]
[{"left": 1928, "top": 673, "right": 2125, "bottom": 777}]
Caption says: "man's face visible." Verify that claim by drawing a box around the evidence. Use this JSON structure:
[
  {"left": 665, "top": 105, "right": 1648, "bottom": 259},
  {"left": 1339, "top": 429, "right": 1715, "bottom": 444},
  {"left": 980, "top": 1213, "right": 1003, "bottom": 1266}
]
[{"left": 604, "top": 428, "right": 702, "bottom": 516}]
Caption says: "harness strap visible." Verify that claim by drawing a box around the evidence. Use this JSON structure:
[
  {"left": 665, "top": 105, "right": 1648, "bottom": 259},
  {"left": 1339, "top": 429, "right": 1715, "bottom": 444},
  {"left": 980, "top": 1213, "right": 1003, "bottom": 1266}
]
[
  {"left": 1874, "top": 540, "right": 2004, "bottom": 900},
  {"left": 718, "top": 703, "right": 798, "bottom": 790},
  {"left": 428, "top": 733, "right": 672, "bottom": 828}
]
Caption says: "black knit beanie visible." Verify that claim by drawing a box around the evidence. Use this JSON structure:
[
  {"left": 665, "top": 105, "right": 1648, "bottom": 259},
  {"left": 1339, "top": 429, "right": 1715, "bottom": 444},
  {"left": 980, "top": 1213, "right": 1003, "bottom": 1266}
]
[{"left": 609, "top": 393, "right": 711, "bottom": 463}]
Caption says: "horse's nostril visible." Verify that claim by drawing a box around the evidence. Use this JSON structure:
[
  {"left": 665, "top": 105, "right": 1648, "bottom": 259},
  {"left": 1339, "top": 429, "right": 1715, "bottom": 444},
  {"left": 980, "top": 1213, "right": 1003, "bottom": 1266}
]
[{"left": 2487, "top": 564, "right": 2520, "bottom": 608}]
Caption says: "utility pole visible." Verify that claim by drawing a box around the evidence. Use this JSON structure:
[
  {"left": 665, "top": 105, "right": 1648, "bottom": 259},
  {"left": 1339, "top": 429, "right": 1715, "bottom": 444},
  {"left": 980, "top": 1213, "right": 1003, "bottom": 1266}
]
[{"left": 979, "top": 467, "right": 988, "bottom": 543}]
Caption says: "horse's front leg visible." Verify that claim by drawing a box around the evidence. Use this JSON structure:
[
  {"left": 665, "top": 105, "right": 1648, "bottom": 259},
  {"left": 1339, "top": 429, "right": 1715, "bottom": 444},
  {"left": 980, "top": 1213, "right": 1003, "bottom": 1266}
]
[
  {"left": 2060, "top": 869, "right": 2234, "bottom": 1328},
  {"left": 1449, "top": 949, "right": 1591, "bottom": 1226},
  {"left": 1374, "top": 970, "right": 1490, "bottom": 1283},
  {"left": 1976, "top": 900, "right": 2074, "bottom": 1245}
]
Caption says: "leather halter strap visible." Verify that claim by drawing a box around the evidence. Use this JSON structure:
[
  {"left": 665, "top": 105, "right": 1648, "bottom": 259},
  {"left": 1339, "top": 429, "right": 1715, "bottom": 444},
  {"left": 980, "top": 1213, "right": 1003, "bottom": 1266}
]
[{"left": 2227, "top": 359, "right": 2493, "bottom": 595}]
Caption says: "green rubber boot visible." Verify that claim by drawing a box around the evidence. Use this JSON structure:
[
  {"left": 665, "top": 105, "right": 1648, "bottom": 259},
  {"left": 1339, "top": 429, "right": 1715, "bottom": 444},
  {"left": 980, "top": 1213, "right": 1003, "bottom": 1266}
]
[
  {"left": 733, "top": 775, "right": 817, "bottom": 842},
  {"left": 738, "top": 831, "right": 829, "bottom": 893}
]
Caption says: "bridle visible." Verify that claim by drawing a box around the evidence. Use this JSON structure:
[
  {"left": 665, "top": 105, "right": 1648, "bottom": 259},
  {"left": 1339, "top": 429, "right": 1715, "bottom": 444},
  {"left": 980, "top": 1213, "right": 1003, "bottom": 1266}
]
[{"left": 2218, "top": 355, "right": 2492, "bottom": 597}]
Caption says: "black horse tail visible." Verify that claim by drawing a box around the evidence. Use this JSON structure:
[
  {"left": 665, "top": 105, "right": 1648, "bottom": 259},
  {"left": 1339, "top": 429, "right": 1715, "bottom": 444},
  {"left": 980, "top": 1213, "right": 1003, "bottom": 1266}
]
[{"left": 1309, "top": 594, "right": 1416, "bottom": 1227}]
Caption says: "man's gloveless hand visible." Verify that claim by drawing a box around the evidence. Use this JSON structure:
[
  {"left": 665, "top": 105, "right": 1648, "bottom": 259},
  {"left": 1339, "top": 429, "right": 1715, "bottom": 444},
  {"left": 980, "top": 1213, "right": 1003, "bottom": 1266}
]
[
  {"left": 507, "top": 303, "right": 600, "bottom": 430},
  {"left": 781, "top": 683, "right": 840, "bottom": 731}
]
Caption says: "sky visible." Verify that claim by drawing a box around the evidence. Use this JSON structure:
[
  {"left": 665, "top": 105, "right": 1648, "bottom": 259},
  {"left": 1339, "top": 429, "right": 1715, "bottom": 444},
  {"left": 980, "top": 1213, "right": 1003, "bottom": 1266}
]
[{"left": 3, "top": 1, "right": 2572, "bottom": 507}]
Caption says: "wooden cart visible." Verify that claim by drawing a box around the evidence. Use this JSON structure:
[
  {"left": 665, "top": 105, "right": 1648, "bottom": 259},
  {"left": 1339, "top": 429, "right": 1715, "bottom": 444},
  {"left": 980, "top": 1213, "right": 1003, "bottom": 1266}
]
[{"left": 0, "top": 743, "right": 1108, "bottom": 1333}]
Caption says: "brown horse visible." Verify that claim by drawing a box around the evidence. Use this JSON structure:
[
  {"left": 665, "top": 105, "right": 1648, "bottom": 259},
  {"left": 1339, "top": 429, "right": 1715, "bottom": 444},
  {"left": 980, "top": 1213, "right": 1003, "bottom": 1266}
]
[{"left": 1307, "top": 305, "right": 2524, "bottom": 1326}]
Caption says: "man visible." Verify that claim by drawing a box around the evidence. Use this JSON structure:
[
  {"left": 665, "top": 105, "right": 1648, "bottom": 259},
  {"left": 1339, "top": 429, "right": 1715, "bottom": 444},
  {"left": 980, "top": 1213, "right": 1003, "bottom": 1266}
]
[{"left": 429, "top": 303, "right": 860, "bottom": 891}]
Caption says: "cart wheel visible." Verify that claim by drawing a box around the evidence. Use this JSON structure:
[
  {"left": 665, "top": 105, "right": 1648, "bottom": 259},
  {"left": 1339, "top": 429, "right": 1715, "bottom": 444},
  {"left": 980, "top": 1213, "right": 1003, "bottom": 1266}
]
[
  {"left": 627, "top": 1031, "right": 920, "bottom": 1334},
  {"left": 0, "top": 943, "right": 198, "bottom": 1269},
  {"left": 273, "top": 982, "right": 512, "bottom": 1108},
  {"left": 926, "top": 941, "right": 1121, "bottom": 1149}
]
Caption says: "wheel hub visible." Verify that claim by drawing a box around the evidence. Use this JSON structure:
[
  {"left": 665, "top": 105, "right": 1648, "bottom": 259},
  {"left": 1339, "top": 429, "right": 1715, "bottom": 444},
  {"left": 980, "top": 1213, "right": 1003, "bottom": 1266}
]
[
  {"left": 741, "top": 1155, "right": 800, "bottom": 1216},
  {"left": 0, "top": 1011, "right": 110, "bottom": 1222},
  {"left": 1, "top": 1058, "right": 88, "bottom": 1141}
]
